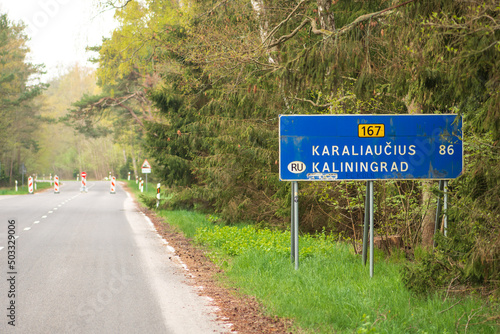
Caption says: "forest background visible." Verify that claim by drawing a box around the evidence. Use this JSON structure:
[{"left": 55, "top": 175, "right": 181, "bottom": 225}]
[{"left": 1, "top": 0, "right": 499, "bottom": 295}]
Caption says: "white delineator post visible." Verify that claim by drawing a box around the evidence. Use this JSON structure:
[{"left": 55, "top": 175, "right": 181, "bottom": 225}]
[
  {"left": 140, "top": 179, "right": 144, "bottom": 193},
  {"left": 128, "top": 172, "right": 130, "bottom": 181},
  {"left": 110, "top": 176, "right": 116, "bottom": 194},
  {"left": 15, "top": 180, "right": 18, "bottom": 192},
  {"left": 54, "top": 175, "right": 60, "bottom": 194},
  {"left": 156, "top": 183, "right": 161, "bottom": 208},
  {"left": 28, "top": 176, "right": 34, "bottom": 194}
]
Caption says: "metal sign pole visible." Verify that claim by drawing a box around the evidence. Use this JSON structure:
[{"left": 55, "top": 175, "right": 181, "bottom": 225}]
[
  {"left": 293, "top": 181, "right": 299, "bottom": 270},
  {"left": 291, "top": 183, "right": 295, "bottom": 263},
  {"left": 443, "top": 180, "right": 448, "bottom": 237},
  {"left": 369, "top": 181, "right": 374, "bottom": 278},
  {"left": 362, "top": 181, "right": 370, "bottom": 266},
  {"left": 434, "top": 180, "right": 445, "bottom": 247}
]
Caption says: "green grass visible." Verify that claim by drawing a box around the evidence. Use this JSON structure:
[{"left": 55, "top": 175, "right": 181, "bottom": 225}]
[
  {"left": 0, "top": 181, "right": 52, "bottom": 195},
  {"left": 194, "top": 225, "right": 497, "bottom": 333},
  {"left": 128, "top": 185, "right": 499, "bottom": 333},
  {"left": 126, "top": 179, "right": 158, "bottom": 196}
]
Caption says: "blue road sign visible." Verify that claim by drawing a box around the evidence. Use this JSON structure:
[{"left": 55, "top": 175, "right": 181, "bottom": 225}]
[{"left": 279, "top": 114, "right": 463, "bottom": 181}]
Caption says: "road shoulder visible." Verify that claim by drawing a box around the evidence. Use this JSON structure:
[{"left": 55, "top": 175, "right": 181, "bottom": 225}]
[{"left": 125, "top": 193, "right": 293, "bottom": 333}]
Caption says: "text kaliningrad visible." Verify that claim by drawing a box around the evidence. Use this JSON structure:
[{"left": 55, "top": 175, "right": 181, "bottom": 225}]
[{"left": 310, "top": 144, "right": 416, "bottom": 173}]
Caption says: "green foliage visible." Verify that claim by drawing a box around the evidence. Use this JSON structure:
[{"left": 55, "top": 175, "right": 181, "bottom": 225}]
[
  {"left": 402, "top": 131, "right": 500, "bottom": 295},
  {"left": 0, "top": 12, "right": 46, "bottom": 185},
  {"left": 402, "top": 248, "right": 462, "bottom": 295},
  {"left": 195, "top": 225, "right": 347, "bottom": 259},
  {"left": 91, "top": 0, "right": 500, "bottom": 296},
  {"left": 356, "top": 314, "right": 377, "bottom": 334},
  {"left": 195, "top": 225, "right": 290, "bottom": 257}
]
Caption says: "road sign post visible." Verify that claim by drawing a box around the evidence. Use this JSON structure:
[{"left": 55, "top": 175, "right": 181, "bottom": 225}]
[
  {"left": 280, "top": 114, "right": 463, "bottom": 274},
  {"left": 141, "top": 159, "right": 152, "bottom": 192},
  {"left": 292, "top": 181, "right": 299, "bottom": 270}
]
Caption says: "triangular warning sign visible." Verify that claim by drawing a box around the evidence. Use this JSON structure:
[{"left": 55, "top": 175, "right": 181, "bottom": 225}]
[{"left": 142, "top": 159, "right": 151, "bottom": 168}]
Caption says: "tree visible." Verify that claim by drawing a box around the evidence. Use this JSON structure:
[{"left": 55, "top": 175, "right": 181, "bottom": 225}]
[
  {"left": 0, "top": 13, "right": 46, "bottom": 184},
  {"left": 90, "top": 0, "right": 500, "bottom": 288},
  {"left": 34, "top": 64, "right": 124, "bottom": 179}
]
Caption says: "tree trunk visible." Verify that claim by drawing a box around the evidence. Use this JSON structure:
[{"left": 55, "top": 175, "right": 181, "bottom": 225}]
[
  {"left": 9, "top": 156, "right": 13, "bottom": 184},
  {"left": 317, "top": 0, "right": 335, "bottom": 35},
  {"left": 131, "top": 146, "right": 138, "bottom": 177},
  {"left": 251, "top": 0, "right": 292, "bottom": 110},
  {"left": 421, "top": 180, "right": 436, "bottom": 248},
  {"left": 406, "top": 96, "right": 436, "bottom": 248},
  {"left": 251, "top": 0, "right": 270, "bottom": 46}
]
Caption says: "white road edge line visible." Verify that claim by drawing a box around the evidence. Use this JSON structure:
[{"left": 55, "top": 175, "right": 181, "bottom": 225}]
[
  {"left": 24, "top": 227, "right": 31, "bottom": 231},
  {"left": 34, "top": 221, "right": 40, "bottom": 224}
]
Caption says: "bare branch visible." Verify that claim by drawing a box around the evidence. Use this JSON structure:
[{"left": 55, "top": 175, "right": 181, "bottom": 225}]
[
  {"left": 88, "top": 94, "right": 145, "bottom": 127},
  {"left": 262, "top": 0, "right": 310, "bottom": 46},
  {"left": 340, "top": 0, "right": 417, "bottom": 33},
  {"left": 196, "top": 0, "right": 233, "bottom": 20},
  {"left": 268, "top": 19, "right": 310, "bottom": 49},
  {"left": 106, "top": 0, "right": 133, "bottom": 9},
  {"left": 92, "top": 0, "right": 133, "bottom": 19},
  {"left": 438, "top": 299, "right": 463, "bottom": 314},
  {"left": 268, "top": 0, "right": 417, "bottom": 49}
]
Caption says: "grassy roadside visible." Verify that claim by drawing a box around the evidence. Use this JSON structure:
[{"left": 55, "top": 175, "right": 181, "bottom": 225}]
[
  {"left": 127, "top": 180, "right": 499, "bottom": 333},
  {"left": 0, "top": 181, "right": 52, "bottom": 195}
]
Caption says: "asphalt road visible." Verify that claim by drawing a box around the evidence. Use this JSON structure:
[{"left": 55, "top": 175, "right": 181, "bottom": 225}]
[{"left": 0, "top": 181, "right": 227, "bottom": 333}]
